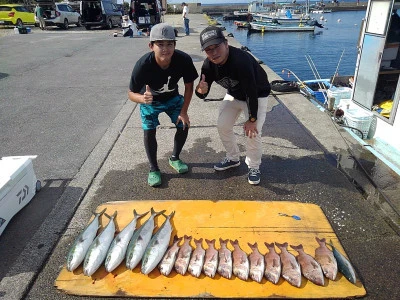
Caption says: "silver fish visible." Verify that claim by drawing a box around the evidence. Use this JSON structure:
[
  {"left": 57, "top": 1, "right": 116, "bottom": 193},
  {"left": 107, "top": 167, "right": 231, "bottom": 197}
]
[
  {"left": 158, "top": 235, "right": 182, "bottom": 276},
  {"left": 231, "top": 239, "right": 249, "bottom": 281},
  {"left": 329, "top": 240, "right": 357, "bottom": 284},
  {"left": 188, "top": 238, "right": 206, "bottom": 278},
  {"left": 275, "top": 242, "right": 302, "bottom": 288},
  {"left": 83, "top": 211, "right": 117, "bottom": 276},
  {"left": 141, "top": 211, "right": 175, "bottom": 275},
  {"left": 66, "top": 208, "right": 106, "bottom": 272},
  {"left": 264, "top": 242, "right": 281, "bottom": 284},
  {"left": 174, "top": 235, "right": 193, "bottom": 275},
  {"left": 203, "top": 239, "right": 218, "bottom": 278},
  {"left": 217, "top": 238, "right": 232, "bottom": 279},
  {"left": 125, "top": 208, "right": 165, "bottom": 270},
  {"left": 314, "top": 237, "right": 337, "bottom": 281},
  {"left": 104, "top": 210, "right": 148, "bottom": 273},
  {"left": 248, "top": 242, "right": 264, "bottom": 283},
  {"left": 291, "top": 244, "right": 325, "bottom": 286}
]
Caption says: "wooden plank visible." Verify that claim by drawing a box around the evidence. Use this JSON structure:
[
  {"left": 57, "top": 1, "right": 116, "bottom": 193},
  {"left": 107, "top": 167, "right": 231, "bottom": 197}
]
[{"left": 55, "top": 200, "right": 366, "bottom": 298}]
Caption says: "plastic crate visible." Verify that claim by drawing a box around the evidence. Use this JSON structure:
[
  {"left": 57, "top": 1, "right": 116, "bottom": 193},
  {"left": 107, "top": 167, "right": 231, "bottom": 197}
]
[
  {"left": 344, "top": 108, "right": 373, "bottom": 139},
  {"left": 17, "top": 27, "right": 28, "bottom": 34},
  {"left": 327, "top": 86, "right": 352, "bottom": 107}
]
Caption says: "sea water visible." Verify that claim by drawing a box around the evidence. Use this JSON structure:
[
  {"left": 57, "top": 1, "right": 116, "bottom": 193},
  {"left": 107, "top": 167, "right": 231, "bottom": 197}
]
[{"left": 220, "top": 10, "right": 367, "bottom": 81}]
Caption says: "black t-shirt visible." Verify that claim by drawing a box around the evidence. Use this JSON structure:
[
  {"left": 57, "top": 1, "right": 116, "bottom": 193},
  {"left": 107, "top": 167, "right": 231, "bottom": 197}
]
[
  {"left": 129, "top": 49, "right": 198, "bottom": 102},
  {"left": 195, "top": 46, "right": 271, "bottom": 119}
]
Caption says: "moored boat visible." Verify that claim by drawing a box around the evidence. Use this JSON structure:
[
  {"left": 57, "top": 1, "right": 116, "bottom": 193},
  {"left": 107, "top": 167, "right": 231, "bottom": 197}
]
[{"left": 249, "top": 21, "right": 315, "bottom": 32}]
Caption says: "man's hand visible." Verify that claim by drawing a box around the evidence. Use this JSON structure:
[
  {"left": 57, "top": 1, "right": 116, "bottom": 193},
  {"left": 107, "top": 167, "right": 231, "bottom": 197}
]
[
  {"left": 196, "top": 74, "right": 208, "bottom": 95},
  {"left": 243, "top": 120, "right": 258, "bottom": 138},
  {"left": 143, "top": 85, "right": 153, "bottom": 104},
  {"left": 177, "top": 112, "right": 190, "bottom": 130}
]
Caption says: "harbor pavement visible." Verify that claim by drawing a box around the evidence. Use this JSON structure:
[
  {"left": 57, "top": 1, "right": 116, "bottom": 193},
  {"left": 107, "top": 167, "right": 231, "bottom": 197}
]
[{"left": 1, "top": 13, "right": 399, "bottom": 300}]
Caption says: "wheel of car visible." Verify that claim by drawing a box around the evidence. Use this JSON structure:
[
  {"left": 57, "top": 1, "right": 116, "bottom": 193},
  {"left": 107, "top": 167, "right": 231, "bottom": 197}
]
[
  {"left": 76, "top": 17, "right": 81, "bottom": 27},
  {"left": 85, "top": 25, "right": 91, "bottom": 30},
  {"left": 16, "top": 19, "right": 23, "bottom": 27},
  {"left": 63, "top": 18, "right": 69, "bottom": 30},
  {"left": 107, "top": 19, "right": 113, "bottom": 29}
]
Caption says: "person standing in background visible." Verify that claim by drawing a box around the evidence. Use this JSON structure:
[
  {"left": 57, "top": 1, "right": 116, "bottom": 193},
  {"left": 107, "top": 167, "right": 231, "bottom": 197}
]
[
  {"left": 34, "top": 4, "right": 46, "bottom": 30},
  {"left": 181, "top": 2, "right": 189, "bottom": 36}
]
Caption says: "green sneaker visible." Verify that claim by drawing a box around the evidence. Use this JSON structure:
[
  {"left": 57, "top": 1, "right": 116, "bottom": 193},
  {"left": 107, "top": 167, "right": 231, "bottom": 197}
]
[
  {"left": 148, "top": 171, "right": 161, "bottom": 187},
  {"left": 169, "top": 158, "right": 189, "bottom": 174}
]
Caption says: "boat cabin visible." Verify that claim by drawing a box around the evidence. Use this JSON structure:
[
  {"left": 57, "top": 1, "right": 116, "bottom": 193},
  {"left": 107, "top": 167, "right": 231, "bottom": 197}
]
[{"left": 351, "top": 0, "right": 400, "bottom": 171}]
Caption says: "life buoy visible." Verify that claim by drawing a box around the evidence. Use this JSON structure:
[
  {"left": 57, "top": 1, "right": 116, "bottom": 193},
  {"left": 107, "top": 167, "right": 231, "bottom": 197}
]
[{"left": 270, "top": 80, "right": 300, "bottom": 92}]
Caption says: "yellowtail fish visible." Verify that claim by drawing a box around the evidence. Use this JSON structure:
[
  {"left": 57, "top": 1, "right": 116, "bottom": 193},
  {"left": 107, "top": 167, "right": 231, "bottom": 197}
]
[
  {"left": 83, "top": 211, "right": 117, "bottom": 276},
  {"left": 66, "top": 208, "right": 106, "bottom": 272},
  {"left": 174, "top": 235, "right": 193, "bottom": 275},
  {"left": 329, "top": 240, "right": 357, "bottom": 284},
  {"left": 203, "top": 239, "right": 218, "bottom": 278},
  {"left": 158, "top": 235, "right": 182, "bottom": 276},
  {"left": 264, "top": 242, "right": 281, "bottom": 284},
  {"left": 188, "top": 238, "right": 205, "bottom": 278},
  {"left": 217, "top": 238, "right": 232, "bottom": 279},
  {"left": 231, "top": 239, "right": 249, "bottom": 281},
  {"left": 291, "top": 244, "right": 324, "bottom": 286},
  {"left": 275, "top": 242, "right": 301, "bottom": 287},
  {"left": 248, "top": 242, "right": 264, "bottom": 283},
  {"left": 141, "top": 211, "right": 175, "bottom": 275},
  {"left": 104, "top": 210, "right": 148, "bottom": 273},
  {"left": 314, "top": 237, "right": 337, "bottom": 281},
  {"left": 125, "top": 208, "right": 165, "bottom": 270}
]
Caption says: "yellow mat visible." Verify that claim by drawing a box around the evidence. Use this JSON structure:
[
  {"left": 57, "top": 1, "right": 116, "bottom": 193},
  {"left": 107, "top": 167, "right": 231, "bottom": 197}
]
[{"left": 55, "top": 200, "right": 366, "bottom": 298}]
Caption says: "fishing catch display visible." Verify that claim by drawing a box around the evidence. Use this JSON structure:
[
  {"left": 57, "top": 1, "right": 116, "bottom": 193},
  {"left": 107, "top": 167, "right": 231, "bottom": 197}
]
[{"left": 66, "top": 207, "right": 357, "bottom": 286}]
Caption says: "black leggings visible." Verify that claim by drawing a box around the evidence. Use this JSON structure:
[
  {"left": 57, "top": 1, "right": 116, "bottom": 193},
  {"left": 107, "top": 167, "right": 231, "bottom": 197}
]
[{"left": 144, "top": 127, "right": 189, "bottom": 171}]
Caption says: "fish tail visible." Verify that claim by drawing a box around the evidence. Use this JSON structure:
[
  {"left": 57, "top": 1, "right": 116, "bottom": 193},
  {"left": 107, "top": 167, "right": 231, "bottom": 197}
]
[
  {"left": 133, "top": 209, "right": 149, "bottom": 220},
  {"left": 219, "top": 238, "right": 228, "bottom": 246},
  {"left": 194, "top": 238, "right": 203, "bottom": 245},
  {"left": 230, "top": 239, "right": 238, "bottom": 247},
  {"left": 154, "top": 208, "right": 166, "bottom": 217},
  {"left": 264, "top": 242, "right": 274, "bottom": 249},
  {"left": 275, "top": 242, "right": 287, "bottom": 250},
  {"left": 95, "top": 208, "right": 107, "bottom": 217},
  {"left": 290, "top": 244, "right": 303, "bottom": 251},
  {"left": 104, "top": 211, "right": 118, "bottom": 220}
]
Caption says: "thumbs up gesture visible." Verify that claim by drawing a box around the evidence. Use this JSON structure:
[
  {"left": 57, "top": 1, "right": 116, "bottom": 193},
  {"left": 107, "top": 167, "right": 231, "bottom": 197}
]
[
  {"left": 196, "top": 74, "right": 209, "bottom": 95},
  {"left": 143, "top": 85, "right": 153, "bottom": 104}
]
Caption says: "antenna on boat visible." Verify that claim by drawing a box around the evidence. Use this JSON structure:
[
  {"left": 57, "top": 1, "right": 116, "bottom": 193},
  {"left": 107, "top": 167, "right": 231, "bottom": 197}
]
[{"left": 281, "top": 68, "right": 304, "bottom": 86}]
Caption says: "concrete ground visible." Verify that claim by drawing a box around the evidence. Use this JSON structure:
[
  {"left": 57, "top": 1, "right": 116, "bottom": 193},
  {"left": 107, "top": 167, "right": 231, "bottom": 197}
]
[{"left": 0, "top": 13, "right": 399, "bottom": 299}]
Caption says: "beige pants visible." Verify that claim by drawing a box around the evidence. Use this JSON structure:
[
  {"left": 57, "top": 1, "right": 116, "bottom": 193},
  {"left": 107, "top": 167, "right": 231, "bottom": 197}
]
[
  {"left": 38, "top": 17, "right": 45, "bottom": 30},
  {"left": 217, "top": 94, "right": 269, "bottom": 169}
]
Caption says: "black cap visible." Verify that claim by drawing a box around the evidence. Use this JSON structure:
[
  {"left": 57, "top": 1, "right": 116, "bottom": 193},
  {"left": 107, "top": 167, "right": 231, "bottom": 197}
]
[{"left": 200, "top": 26, "right": 226, "bottom": 51}]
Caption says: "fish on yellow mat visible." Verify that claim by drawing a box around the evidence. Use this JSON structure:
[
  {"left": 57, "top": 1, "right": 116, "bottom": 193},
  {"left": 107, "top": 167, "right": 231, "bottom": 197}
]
[
  {"left": 329, "top": 240, "right": 357, "bottom": 284},
  {"left": 290, "top": 244, "right": 325, "bottom": 286},
  {"left": 248, "top": 242, "right": 264, "bottom": 283},
  {"left": 141, "top": 211, "right": 175, "bottom": 275},
  {"left": 158, "top": 235, "right": 182, "bottom": 276},
  {"left": 66, "top": 208, "right": 106, "bottom": 272},
  {"left": 125, "top": 208, "right": 165, "bottom": 270},
  {"left": 314, "top": 237, "right": 337, "bottom": 281},
  {"left": 264, "top": 242, "right": 281, "bottom": 284},
  {"left": 83, "top": 211, "right": 117, "bottom": 276},
  {"left": 275, "top": 242, "right": 301, "bottom": 287},
  {"left": 217, "top": 238, "right": 233, "bottom": 279},
  {"left": 203, "top": 239, "right": 218, "bottom": 278},
  {"left": 174, "top": 235, "right": 193, "bottom": 275},
  {"left": 105, "top": 210, "right": 148, "bottom": 273},
  {"left": 188, "top": 238, "right": 206, "bottom": 278},
  {"left": 231, "top": 239, "right": 250, "bottom": 281}
]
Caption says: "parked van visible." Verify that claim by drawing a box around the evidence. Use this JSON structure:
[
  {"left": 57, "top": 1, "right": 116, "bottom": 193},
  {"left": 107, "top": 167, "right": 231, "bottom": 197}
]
[
  {"left": 80, "top": 0, "right": 122, "bottom": 30},
  {"left": 129, "top": 0, "right": 163, "bottom": 29}
]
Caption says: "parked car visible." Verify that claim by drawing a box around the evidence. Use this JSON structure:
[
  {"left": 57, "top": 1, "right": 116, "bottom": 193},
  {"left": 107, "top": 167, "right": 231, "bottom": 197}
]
[
  {"left": 36, "top": 2, "right": 81, "bottom": 29},
  {"left": 129, "top": 0, "right": 163, "bottom": 29},
  {"left": 0, "top": 4, "right": 35, "bottom": 27},
  {"left": 80, "top": 0, "right": 122, "bottom": 30}
]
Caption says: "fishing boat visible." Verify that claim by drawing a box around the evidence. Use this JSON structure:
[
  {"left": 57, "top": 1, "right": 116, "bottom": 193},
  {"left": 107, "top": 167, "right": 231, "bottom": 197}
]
[
  {"left": 249, "top": 21, "right": 317, "bottom": 32},
  {"left": 252, "top": 3, "right": 311, "bottom": 24},
  {"left": 234, "top": 20, "right": 250, "bottom": 29},
  {"left": 299, "top": 79, "right": 331, "bottom": 104}
]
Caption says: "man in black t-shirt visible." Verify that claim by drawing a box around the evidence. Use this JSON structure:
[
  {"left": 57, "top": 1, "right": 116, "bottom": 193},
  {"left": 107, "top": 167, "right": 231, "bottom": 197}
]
[
  {"left": 195, "top": 26, "right": 271, "bottom": 185},
  {"left": 128, "top": 23, "right": 198, "bottom": 187}
]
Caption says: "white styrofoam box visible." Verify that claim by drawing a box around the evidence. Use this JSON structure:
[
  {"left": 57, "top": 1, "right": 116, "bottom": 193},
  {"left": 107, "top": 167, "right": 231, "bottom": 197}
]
[
  {"left": 327, "top": 86, "right": 353, "bottom": 107},
  {"left": 0, "top": 156, "right": 38, "bottom": 236}
]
